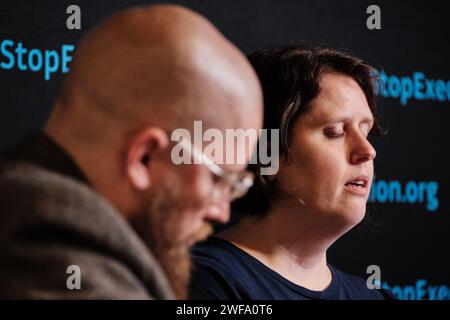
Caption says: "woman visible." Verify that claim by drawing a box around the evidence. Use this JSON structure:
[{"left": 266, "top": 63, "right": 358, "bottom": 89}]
[{"left": 189, "top": 44, "right": 393, "bottom": 299}]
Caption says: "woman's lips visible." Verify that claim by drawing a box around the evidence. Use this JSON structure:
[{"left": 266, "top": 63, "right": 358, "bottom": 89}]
[
  {"left": 343, "top": 183, "right": 370, "bottom": 196},
  {"left": 344, "top": 175, "right": 370, "bottom": 196}
]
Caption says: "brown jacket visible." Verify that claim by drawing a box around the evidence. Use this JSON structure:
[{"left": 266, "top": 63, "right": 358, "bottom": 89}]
[{"left": 0, "top": 133, "right": 174, "bottom": 299}]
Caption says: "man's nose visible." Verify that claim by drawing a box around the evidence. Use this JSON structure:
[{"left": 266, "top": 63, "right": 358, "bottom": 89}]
[
  {"left": 350, "top": 132, "right": 377, "bottom": 165},
  {"left": 206, "top": 202, "right": 230, "bottom": 224}
]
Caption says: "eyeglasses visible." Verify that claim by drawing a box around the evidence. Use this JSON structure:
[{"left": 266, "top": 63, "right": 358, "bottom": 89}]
[{"left": 177, "top": 139, "right": 254, "bottom": 201}]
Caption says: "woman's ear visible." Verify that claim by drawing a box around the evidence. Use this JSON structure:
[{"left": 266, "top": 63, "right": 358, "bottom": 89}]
[{"left": 126, "top": 127, "right": 169, "bottom": 191}]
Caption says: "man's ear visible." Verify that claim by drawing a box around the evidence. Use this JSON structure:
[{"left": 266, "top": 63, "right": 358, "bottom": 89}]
[{"left": 126, "top": 127, "right": 169, "bottom": 191}]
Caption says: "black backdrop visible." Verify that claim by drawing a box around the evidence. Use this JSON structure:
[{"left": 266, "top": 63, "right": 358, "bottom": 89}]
[{"left": 1, "top": 0, "right": 449, "bottom": 300}]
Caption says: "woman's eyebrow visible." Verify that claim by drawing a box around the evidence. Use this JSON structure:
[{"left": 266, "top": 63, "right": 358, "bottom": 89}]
[
  {"left": 315, "top": 115, "right": 350, "bottom": 125},
  {"left": 308, "top": 115, "right": 345, "bottom": 126},
  {"left": 312, "top": 115, "right": 374, "bottom": 127}
]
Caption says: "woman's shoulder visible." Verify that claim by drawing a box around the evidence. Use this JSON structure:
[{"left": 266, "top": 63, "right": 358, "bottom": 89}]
[
  {"left": 192, "top": 236, "right": 242, "bottom": 265},
  {"left": 191, "top": 236, "right": 264, "bottom": 276},
  {"left": 189, "top": 236, "right": 257, "bottom": 299},
  {"left": 192, "top": 236, "right": 238, "bottom": 258}
]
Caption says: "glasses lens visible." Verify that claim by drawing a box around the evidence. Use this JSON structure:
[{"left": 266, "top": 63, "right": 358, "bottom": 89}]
[{"left": 229, "top": 171, "right": 254, "bottom": 200}]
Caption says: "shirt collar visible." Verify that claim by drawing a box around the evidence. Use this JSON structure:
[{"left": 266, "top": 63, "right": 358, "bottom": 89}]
[{"left": 5, "top": 131, "right": 90, "bottom": 185}]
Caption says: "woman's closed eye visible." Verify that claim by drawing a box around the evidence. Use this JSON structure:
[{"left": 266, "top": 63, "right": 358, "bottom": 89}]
[
  {"left": 324, "top": 125, "right": 345, "bottom": 138},
  {"left": 359, "top": 123, "right": 372, "bottom": 138}
]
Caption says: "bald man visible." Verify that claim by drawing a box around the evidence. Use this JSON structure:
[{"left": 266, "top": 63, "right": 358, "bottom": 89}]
[{"left": 0, "top": 5, "right": 262, "bottom": 299}]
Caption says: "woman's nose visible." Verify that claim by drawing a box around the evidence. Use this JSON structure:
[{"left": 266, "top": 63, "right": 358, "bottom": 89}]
[{"left": 349, "top": 133, "right": 376, "bottom": 164}]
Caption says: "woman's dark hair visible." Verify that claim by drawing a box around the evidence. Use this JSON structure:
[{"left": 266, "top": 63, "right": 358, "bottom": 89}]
[{"left": 233, "top": 44, "right": 385, "bottom": 217}]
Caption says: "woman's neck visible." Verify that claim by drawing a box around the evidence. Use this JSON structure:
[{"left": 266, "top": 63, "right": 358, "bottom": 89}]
[{"left": 217, "top": 204, "right": 350, "bottom": 291}]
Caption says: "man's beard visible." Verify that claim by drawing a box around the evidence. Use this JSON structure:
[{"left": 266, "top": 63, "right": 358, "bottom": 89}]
[{"left": 131, "top": 179, "right": 213, "bottom": 299}]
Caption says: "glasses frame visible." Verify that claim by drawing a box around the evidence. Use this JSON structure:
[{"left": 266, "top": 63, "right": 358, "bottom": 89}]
[{"left": 177, "top": 139, "right": 254, "bottom": 201}]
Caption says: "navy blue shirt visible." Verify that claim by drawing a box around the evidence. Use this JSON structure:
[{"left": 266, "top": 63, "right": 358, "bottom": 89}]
[{"left": 190, "top": 236, "right": 393, "bottom": 300}]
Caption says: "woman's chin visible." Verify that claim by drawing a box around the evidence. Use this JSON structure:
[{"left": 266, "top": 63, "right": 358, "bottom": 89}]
[
  {"left": 327, "top": 205, "right": 366, "bottom": 227},
  {"left": 342, "top": 207, "right": 366, "bottom": 226}
]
